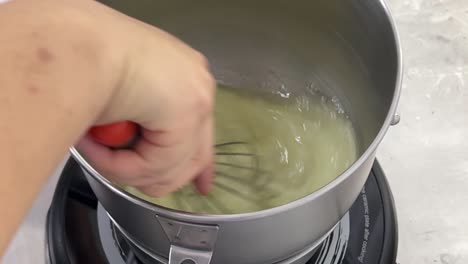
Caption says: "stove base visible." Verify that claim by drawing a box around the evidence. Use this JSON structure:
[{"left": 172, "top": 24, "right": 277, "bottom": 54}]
[
  {"left": 97, "top": 204, "right": 349, "bottom": 264},
  {"left": 46, "top": 158, "right": 397, "bottom": 264}
]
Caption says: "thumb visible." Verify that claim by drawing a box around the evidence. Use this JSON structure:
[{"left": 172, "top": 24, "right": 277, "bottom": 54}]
[{"left": 194, "top": 162, "right": 215, "bottom": 195}]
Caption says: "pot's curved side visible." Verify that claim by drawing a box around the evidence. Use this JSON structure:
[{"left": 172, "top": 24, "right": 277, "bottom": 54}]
[{"left": 80, "top": 150, "right": 375, "bottom": 264}]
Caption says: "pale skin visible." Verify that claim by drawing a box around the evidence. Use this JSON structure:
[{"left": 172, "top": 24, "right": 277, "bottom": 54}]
[{"left": 0, "top": 0, "right": 215, "bottom": 256}]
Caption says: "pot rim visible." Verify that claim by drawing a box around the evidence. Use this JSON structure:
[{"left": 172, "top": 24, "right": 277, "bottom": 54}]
[{"left": 69, "top": 0, "right": 402, "bottom": 223}]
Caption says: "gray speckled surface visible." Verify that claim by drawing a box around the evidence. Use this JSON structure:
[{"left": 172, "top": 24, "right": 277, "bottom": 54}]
[
  {"left": 378, "top": 0, "right": 468, "bottom": 263},
  {"left": 2, "top": 0, "right": 468, "bottom": 264}
]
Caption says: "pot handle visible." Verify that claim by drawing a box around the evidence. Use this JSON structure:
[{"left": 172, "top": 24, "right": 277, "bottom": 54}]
[
  {"left": 390, "top": 113, "right": 401, "bottom": 126},
  {"left": 157, "top": 216, "right": 219, "bottom": 264},
  {"left": 169, "top": 245, "right": 214, "bottom": 264}
]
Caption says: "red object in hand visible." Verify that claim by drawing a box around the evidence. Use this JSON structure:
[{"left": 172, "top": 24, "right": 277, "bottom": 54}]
[{"left": 89, "top": 121, "right": 139, "bottom": 148}]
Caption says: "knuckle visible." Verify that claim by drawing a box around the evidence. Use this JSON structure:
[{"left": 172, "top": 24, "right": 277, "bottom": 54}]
[
  {"left": 194, "top": 51, "right": 210, "bottom": 68},
  {"left": 195, "top": 81, "right": 215, "bottom": 115}
]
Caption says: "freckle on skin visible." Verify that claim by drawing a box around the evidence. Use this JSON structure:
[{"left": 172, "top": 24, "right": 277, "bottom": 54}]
[
  {"left": 37, "top": 47, "right": 54, "bottom": 63},
  {"left": 28, "top": 85, "right": 40, "bottom": 95}
]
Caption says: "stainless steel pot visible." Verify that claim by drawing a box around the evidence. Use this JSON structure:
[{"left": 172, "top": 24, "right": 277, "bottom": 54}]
[{"left": 70, "top": 1, "right": 402, "bottom": 263}]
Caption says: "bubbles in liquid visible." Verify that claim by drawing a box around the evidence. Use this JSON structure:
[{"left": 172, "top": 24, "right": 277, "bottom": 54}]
[
  {"left": 331, "top": 96, "right": 345, "bottom": 115},
  {"left": 295, "top": 136, "right": 303, "bottom": 144},
  {"left": 275, "top": 90, "right": 291, "bottom": 99},
  {"left": 281, "top": 147, "right": 289, "bottom": 165},
  {"left": 307, "top": 81, "right": 320, "bottom": 95},
  {"left": 295, "top": 161, "right": 305, "bottom": 174}
]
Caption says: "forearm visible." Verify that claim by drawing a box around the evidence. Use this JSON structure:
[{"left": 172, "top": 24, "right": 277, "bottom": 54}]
[{"left": 0, "top": 1, "right": 119, "bottom": 255}]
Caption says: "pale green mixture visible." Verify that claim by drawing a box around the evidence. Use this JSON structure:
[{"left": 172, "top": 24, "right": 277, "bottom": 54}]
[{"left": 123, "top": 84, "right": 359, "bottom": 214}]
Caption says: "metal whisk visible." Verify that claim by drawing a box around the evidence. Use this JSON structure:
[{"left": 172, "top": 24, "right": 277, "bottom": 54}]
[{"left": 171, "top": 141, "right": 285, "bottom": 214}]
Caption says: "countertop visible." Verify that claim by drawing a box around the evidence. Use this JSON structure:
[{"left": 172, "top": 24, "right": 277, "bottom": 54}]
[{"left": 2, "top": 0, "right": 468, "bottom": 263}]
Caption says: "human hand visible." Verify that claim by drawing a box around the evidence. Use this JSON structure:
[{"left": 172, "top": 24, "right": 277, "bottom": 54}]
[{"left": 73, "top": 0, "right": 216, "bottom": 197}]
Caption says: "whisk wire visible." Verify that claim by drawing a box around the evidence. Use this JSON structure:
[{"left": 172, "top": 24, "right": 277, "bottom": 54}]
[{"left": 172, "top": 141, "right": 288, "bottom": 214}]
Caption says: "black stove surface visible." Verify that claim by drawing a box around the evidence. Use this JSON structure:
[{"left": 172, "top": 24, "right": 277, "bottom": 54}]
[{"left": 46, "top": 158, "right": 398, "bottom": 264}]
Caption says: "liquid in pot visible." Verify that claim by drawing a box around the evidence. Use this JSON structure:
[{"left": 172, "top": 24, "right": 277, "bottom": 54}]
[{"left": 123, "top": 84, "right": 359, "bottom": 214}]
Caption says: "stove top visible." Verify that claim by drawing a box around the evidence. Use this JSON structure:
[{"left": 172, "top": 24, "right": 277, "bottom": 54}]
[{"left": 46, "top": 158, "right": 398, "bottom": 264}]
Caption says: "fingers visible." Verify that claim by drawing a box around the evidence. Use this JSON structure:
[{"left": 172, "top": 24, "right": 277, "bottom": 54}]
[
  {"left": 78, "top": 114, "right": 215, "bottom": 197},
  {"left": 193, "top": 116, "right": 215, "bottom": 195},
  {"left": 76, "top": 136, "right": 147, "bottom": 185},
  {"left": 136, "top": 158, "right": 196, "bottom": 197},
  {"left": 194, "top": 163, "right": 215, "bottom": 195},
  {"left": 136, "top": 116, "right": 215, "bottom": 197},
  {"left": 138, "top": 152, "right": 214, "bottom": 197}
]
